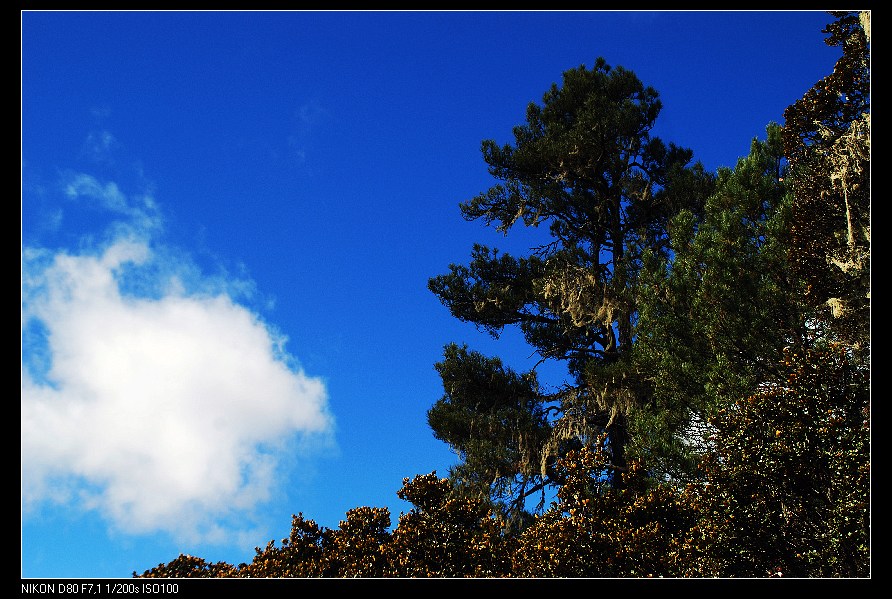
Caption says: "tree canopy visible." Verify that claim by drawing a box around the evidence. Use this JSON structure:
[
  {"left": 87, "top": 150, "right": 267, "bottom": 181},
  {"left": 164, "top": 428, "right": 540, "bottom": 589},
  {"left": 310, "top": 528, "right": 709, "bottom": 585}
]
[{"left": 135, "top": 11, "right": 869, "bottom": 579}]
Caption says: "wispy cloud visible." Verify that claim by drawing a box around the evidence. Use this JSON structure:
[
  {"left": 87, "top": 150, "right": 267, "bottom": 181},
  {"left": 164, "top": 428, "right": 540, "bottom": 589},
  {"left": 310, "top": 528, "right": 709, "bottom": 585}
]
[
  {"left": 64, "top": 172, "right": 162, "bottom": 234},
  {"left": 22, "top": 162, "right": 334, "bottom": 544}
]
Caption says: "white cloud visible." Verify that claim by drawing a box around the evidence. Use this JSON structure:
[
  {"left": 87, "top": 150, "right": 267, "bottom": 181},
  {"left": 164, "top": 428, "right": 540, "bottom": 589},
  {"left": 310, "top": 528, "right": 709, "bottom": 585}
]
[{"left": 22, "top": 174, "right": 333, "bottom": 544}]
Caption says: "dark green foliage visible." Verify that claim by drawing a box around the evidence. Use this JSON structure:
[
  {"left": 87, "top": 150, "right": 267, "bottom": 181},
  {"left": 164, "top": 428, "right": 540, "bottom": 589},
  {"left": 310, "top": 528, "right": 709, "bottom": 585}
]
[
  {"left": 428, "top": 246, "right": 548, "bottom": 338},
  {"left": 429, "top": 57, "right": 713, "bottom": 507},
  {"left": 428, "top": 343, "right": 553, "bottom": 525},
  {"left": 629, "top": 124, "right": 807, "bottom": 483}
]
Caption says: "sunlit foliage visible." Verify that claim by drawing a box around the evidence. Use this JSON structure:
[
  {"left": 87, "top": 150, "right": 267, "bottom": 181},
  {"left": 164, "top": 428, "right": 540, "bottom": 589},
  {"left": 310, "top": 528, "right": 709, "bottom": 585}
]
[
  {"left": 782, "top": 11, "right": 870, "bottom": 353},
  {"left": 679, "top": 344, "right": 870, "bottom": 577},
  {"left": 513, "top": 438, "right": 695, "bottom": 577}
]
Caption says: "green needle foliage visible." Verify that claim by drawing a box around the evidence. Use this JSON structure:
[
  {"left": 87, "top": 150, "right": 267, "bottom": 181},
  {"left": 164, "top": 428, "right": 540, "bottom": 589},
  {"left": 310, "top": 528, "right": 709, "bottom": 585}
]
[
  {"left": 427, "top": 343, "right": 553, "bottom": 530},
  {"left": 629, "top": 123, "right": 806, "bottom": 484},
  {"left": 428, "top": 57, "right": 714, "bottom": 520}
]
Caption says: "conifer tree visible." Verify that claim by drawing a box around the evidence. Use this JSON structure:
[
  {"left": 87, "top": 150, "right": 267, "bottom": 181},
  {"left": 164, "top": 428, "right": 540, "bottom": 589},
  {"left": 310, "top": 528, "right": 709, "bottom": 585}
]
[
  {"left": 428, "top": 58, "right": 714, "bottom": 521},
  {"left": 629, "top": 123, "right": 805, "bottom": 482}
]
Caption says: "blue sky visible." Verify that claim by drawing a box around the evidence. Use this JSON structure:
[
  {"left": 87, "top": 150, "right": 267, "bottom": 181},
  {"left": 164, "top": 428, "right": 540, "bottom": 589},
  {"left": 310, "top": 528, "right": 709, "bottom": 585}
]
[{"left": 21, "top": 10, "right": 843, "bottom": 579}]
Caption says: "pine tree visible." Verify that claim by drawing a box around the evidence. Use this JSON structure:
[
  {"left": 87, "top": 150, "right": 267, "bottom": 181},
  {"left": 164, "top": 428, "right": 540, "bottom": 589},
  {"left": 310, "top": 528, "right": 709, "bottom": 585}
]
[
  {"left": 428, "top": 58, "right": 714, "bottom": 522},
  {"left": 630, "top": 123, "right": 805, "bottom": 483}
]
